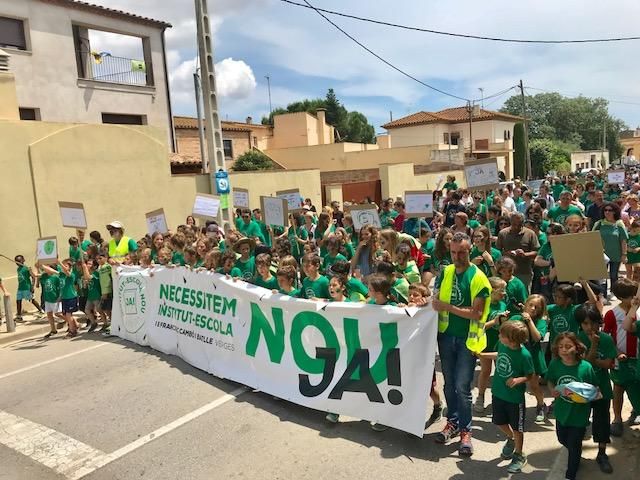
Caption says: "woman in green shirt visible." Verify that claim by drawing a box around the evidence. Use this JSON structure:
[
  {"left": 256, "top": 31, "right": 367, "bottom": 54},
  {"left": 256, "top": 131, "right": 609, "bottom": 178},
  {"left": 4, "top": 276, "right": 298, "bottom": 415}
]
[
  {"left": 470, "top": 225, "right": 501, "bottom": 277},
  {"left": 592, "top": 202, "right": 628, "bottom": 298},
  {"left": 150, "top": 232, "right": 164, "bottom": 264}
]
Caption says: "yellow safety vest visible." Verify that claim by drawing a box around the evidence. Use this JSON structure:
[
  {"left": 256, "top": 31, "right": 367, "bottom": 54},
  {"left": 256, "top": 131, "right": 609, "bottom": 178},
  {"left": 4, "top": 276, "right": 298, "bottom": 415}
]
[
  {"left": 438, "top": 264, "right": 492, "bottom": 353},
  {"left": 108, "top": 236, "right": 131, "bottom": 261}
]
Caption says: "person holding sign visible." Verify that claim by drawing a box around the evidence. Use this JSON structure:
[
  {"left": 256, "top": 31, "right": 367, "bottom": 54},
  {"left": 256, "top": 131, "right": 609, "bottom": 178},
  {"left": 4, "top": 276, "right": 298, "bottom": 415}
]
[
  {"left": 432, "top": 232, "right": 491, "bottom": 457},
  {"left": 238, "top": 209, "right": 266, "bottom": 244},
  {"left": 106, "top": 221, "right": 137, "bottom": 264},
  {"left": 13, "top": 255, "right": 44, "bottom": 321}
]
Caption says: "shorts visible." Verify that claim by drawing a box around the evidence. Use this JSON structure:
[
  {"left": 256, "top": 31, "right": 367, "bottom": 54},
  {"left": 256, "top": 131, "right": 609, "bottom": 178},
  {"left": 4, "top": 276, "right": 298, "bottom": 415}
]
[
  {"left": 61, "top": 298, "right": 78, "bottom": 315},
  {"left": 44, "top": 302, "right": 61, "bottom": 314},
  {"left": 85, "top": 299, "right": 101, "bottom": 312},
  {"left": 611, "top": 360, "right": 638, "bottom": 386},
  {"left": 100, "top": 295, "right": 113, "bottom": 311},
  {"left": 492, "top": 395, "right": 526, "bottom": 432},
  {"left": 16, "top": 290, "right": 32, "bottom": 301},
  {"left": 78, "top": 295, "right": 87, "bottom": 313}
]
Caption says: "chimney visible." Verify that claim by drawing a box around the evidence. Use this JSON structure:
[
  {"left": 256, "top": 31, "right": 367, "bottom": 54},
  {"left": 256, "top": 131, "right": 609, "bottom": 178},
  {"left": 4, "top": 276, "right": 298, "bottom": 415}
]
[
  {"left": 0, "top": 49, "right": 20, "bottom": 120},
  {"left": 473, "top": 104, "right": 481, "bottom": 116},
  {"left": 246, "top": 116, "right": 252, "bottom": 124},
  {"left": 316, "top": 108, "right": 327, "bottom": 145}
]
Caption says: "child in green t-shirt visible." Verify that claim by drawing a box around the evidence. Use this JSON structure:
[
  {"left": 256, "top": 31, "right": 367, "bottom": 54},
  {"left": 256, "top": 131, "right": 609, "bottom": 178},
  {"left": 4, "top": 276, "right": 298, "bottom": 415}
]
[
  {"left": 496, "top": 257, "right": 528, "bottom": 314},
  {"left": 275, "top": 265, "right": 300, "bottom": 297},
  {"left": 477, "top": 321, "right": 534, "bottom": 474},
  {"left": 170, "top": 234, "right": 186, "bottom": 266},
  {"left": 547, "top": 284, "right": 580, "bottom": 347},
  {"left": 57, "top": 258, "right": 80, "bottom": 338},
  {"left": 321, "top": 236, "right": 348, "bottom": 277},
  {"left": 394, "top": 243, "right": 420, "bottom": 285},
  {"left": 625, "top": 220, "right": 640, "bottom": 282},
  {"left": 254, "top": 253, "right": 278, "bottom": 290},
  {"left": 366, "top": 274, "right": 397, "bottom": 306},
  {"left": 547, "top": 332, "right": 597, "bottom": 480},
  {"left": 217, "top": 251, "right": 242, "bottom": 278},
  {"left": 328, "top": 275, "right": 349, "bottom": 303},
  {"left": 233, "top": 238, "right": 256, "bottom": 282},
  {"left": 14, "top": 255, "right": 43, "bottom": 320},
  {"left": 302, "top": 253, "right": 330, "bottom": 300}
]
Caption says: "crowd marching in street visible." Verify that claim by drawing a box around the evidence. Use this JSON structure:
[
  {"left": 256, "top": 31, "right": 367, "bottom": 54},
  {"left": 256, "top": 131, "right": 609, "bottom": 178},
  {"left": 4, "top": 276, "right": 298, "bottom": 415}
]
[{"left": 2, "top": 168, "right": 640, "bottom": 480}]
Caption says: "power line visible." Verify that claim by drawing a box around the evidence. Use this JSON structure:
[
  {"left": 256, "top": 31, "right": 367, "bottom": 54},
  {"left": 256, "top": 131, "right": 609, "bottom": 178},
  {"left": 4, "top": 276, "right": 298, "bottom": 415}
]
[{"left": 281, "top": 0, "right": 640, "bottom": 44}]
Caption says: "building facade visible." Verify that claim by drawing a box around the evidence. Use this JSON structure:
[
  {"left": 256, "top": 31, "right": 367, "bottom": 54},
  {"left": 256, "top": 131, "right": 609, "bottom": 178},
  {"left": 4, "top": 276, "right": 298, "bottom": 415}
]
[
  {"left": 570, "top": 150, "right": 610, "bottom": 171},
  {"left": 0, "top": 0, "right": 175, "bottom": 148}
]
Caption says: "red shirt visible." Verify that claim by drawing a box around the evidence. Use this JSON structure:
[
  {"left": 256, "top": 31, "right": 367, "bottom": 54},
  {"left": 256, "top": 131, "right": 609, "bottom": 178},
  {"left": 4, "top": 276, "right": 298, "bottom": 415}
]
[
  {"left": 603, "top": 306, "right": 638, "bottom": 357},
  {"left": 393, "top": 214, "right": 405, "bottom": 232}
]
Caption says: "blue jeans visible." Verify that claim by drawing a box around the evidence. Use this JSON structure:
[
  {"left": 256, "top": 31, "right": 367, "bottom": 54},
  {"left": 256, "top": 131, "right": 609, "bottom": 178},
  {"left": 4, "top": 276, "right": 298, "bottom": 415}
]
[
  {"left": 438, "top": 333, "right": 477, "bottom": 432},
  {"left": 607, "top": 261, "right": 621, "bottom": 296}
]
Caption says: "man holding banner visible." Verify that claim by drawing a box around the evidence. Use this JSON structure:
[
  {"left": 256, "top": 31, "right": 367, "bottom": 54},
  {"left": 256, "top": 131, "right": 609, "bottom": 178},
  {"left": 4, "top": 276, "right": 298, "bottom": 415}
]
[{"left": 432, "top": 232, "right": 491, "bottom": 457}]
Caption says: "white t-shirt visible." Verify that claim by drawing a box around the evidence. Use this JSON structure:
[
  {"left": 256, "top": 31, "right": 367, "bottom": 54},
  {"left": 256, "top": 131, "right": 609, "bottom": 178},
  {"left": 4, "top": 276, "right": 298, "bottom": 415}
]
[{"left": 503, "top": 196, "right": 516, "bottom": 213}]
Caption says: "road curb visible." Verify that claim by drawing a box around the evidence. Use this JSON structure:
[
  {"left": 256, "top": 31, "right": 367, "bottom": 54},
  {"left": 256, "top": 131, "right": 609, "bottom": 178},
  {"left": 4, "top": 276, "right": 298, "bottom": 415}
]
[{"left": 0, "top": 325, "right": 50, "bottom": 346}]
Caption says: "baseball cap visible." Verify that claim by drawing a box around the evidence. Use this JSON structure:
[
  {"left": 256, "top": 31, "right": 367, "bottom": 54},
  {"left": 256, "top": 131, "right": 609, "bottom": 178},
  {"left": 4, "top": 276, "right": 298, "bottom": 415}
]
[{"left": 106, "top": 220, "right": 124, "bottom": 230}]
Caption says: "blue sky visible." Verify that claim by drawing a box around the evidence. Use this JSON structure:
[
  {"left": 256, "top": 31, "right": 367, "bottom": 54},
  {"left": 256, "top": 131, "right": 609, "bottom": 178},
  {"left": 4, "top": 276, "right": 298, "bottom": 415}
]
[{"left": 90, "top": 0, "right": 640, "bottom": 134}]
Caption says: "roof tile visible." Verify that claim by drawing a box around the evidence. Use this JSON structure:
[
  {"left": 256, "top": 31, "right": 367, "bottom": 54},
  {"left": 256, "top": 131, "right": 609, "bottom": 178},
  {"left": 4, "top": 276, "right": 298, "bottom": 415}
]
[
  {"left": 39, "top": 0, "right": 171, "bottom": 28},
  {"left": 382, "top": 106, "right": 523, "bottom": 129}
]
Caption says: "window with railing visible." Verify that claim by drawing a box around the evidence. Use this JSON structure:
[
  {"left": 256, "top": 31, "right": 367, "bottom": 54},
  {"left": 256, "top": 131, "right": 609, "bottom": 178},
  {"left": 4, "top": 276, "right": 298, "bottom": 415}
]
[{"left": 76, "top": 49, "right": 152, "bottom": 86}]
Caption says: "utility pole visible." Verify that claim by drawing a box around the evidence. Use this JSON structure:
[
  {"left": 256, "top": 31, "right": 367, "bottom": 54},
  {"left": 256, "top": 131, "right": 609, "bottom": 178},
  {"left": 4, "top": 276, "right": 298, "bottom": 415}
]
[
  {"left": 518, "top": 80, "right": 532, "bottom": 179},
  {"left": 265, "top": 75, "right": 273, "bottom": 121},
  {"left": 478, "top": 87, "right": 484, "bottom": 108},
  {"left": 602, "top": 120, "right": 607, "bottom": 168},
  {"left": 467, "top": 101, "right": 474, "bottom": 162},
  {"left": 193, "top": 71, "right": 208, "bottom": 173},
  {"left": 194, "top": 0, "right": 231, "bottom": 229}
]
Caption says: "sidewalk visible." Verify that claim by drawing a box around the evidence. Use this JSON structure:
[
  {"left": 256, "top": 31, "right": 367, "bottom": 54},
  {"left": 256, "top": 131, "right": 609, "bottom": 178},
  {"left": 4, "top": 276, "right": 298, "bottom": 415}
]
[{"left": 0, "top": 310, "right": 90, "bottom": 346}]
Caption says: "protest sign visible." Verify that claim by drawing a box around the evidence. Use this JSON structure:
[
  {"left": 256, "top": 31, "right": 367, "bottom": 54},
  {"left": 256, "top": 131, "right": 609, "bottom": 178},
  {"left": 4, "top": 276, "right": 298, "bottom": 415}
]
[
  {"left": 607, "top": 170, "right": 625, "bottom": 185},
  {"left": 276, "top": 189, "right": 303, "bottom": 211},
  {"left": 549, "top": 231, "right": 607, "bottom": 282},
  {"left": 233, "top": 188, "right": 250, "bottom": 209},
  {"left": 526, "top": 179, "right": 544, "bottom": 194},
  {"left": 464, "top": 159, "right": 500, "bottom": 191},
  {"left": 58, "top": 202, "right": 87, "bottom": 229},
  {"left": 260, "top": 196, "right": 288, "bottom": 227},
  {"left": 145, "top": 208, "right": 168, "bottom": 236},
  {"left": 192, "top": 194, "right": 220, "bottom": 220},
  {"left": 111, "top": 267, "right": 437, "bottom": 436},
  {"left": 36, "top": 236, "right": 58, "bottom": 263},
  {"left": 349, "top": 204, "right": 382, "bottom": 230},
  {"left": 404, "top": 191, "right": 434, "bottom": 218}
]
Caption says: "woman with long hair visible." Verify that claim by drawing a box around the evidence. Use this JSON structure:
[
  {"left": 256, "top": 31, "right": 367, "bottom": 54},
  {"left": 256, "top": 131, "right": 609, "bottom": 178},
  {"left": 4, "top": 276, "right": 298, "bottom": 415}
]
[
  {"left": 470, "top": 225, "right": 501, "bottom": 277},
  {"left": 350, "top": 225, "right": 378, "bottom": 278},
  {"left": 427, "top": 227, "right": 453, "bottom": 279},
  {"left": 592, "top": 201, "right": 629, "bottom": 299}
]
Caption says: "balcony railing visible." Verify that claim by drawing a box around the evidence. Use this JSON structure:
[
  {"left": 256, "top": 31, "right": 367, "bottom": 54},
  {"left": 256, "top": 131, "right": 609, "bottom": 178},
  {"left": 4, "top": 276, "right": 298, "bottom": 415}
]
[{"left": 76, "top": 50, "right": 153, "bottom": 87}]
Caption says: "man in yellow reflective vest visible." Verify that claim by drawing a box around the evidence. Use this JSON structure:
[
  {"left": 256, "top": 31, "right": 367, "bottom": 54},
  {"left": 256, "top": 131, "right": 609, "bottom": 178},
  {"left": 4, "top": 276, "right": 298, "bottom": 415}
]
[
  {"left": 106, "top": 221, "right": 137, "bottom": 265},
  {"left": 432, "top": 231, "right": 491, "bottom": 457}
]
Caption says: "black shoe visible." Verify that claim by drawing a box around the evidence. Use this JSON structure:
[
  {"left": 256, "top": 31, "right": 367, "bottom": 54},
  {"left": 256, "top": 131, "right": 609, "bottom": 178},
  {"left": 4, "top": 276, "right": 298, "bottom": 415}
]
[
  {"left": 596, "top": 453, "right": 613, "bottom": 474},
  {"left": 425, "top": 404, "right": 443, "bottom": 429},
  {"left": 87, "top": 322, "right": 98, "bottom": 333}
]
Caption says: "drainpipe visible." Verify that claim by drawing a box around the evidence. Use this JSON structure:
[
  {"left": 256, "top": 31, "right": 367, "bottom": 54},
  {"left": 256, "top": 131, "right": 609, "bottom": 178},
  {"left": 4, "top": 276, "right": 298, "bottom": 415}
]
[{"left": 161, "top": 29, "right": 176, "bottom": 153}]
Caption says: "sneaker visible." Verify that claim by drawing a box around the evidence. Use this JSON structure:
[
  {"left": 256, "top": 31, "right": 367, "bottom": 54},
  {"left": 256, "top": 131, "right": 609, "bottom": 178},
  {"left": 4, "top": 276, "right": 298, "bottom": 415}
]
[
  {"left": 458, "top": 430, "right": 474, "bottom": 457},
  {"left": 596, "top": 453, "right": 613, "bottom": 474},
  {"left": 610, "top": 421, "right": 623, "bottom": 437},
  {"left": 628, "top": 411, "right": 640, "bottom": 426},
  {"left": 425, "top": 404, "right": 443, "bottom": 428},
  {"left": 507, "top": 453, "right": 527, "bottom": 473},
  {"left": 370, "top": 422, "right": 389, "bottom": 432},
  {"left": 435, "top": 421, "right": 460, "bottom": 444},
  {"left": 101, "top": 327, "right": 112, "bottom": 337},
  {"left": 44, "top": 330, "right": 57, "bottom": 339},
  {"left": 501, "top": 437, "right": 515, "bottom": 460},
  {"left": 14, "top": 316, "right": 24, "bottom": 323},
  {"left": 473, "top": 396, "right": 485, "bottom": 414},
  {"left": 325, "top": 413, "right": 339, "bottom": 424},
  {"left": 35, "top": 311, "right": 44, "bottom": 318},
  {"left": 535, "top": 404, "right": 547, "bottom": 423}
]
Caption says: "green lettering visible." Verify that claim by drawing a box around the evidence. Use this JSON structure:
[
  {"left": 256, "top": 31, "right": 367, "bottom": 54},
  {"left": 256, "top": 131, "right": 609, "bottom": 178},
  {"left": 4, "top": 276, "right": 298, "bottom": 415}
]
[
  {"left": 290, "top": 311, "right": 340, "bottom": 374},
  {"left": 344, "top": 319, "right": 398, "bottom": 383},
  {"left": 245, "top": 302, "right": 285, "bottom": 363},
  {"left": 223, "top": 297, "right": 237, "bottom": 317},
  {"left": 169, "top": 284, "right": 177, "bottom": 302},
  {"left": 181, "top": 287, "right": 188, "bottom": 305},
  {"left": 159, "top": 284, "right": 169, "bottom": 301},
  {"left": 213, "top": 295, "right": 222, "bottom": 314}
]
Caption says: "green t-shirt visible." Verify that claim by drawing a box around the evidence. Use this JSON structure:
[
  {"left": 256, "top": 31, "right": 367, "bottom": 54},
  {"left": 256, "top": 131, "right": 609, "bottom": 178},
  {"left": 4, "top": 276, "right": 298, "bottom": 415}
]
[
  {"left": 420, "top": 238, "right": 436, "bottom": 255},
  {"left": 302, "top": 275, "right": 330, "bottom": 299},
  {"left": 17, "top": 265, "right": 32, "bottom": 291},
  {"left": 552, "top": 184, "right": 566, "bottom": 201},
  {"left": 234, "top": 256, "right": 256, "bottom": 281},
  {"left": 510, "top": 314, "right": 548, "bottom": 375},
  {"left": 547, "top": 304, "right": 580, "bottom": 344},
  {"left": 367, "top": 299, "right": 398, "bottom": 306},
  {"left": 172, "top": 251, "right": 185, "bottom": 266},
  {"left": 534, "top": 241, "right": 553, "bottom": 278},
  {"left": 546, "top": 359, "right": 597, "bottom": 427},
  {"left": 40, "top": 272, "right": 61, "bottom": 303},
  {"left": 87, "top": 270, "right": 101, "bottom": 301},
  {"left": 492, "top": 341, "right": 534, "bottom": 404},
  {"left": 468, "top": 219, "right": 481, "bottom": 230},
  {"left": 504, "top": 276, "right": 528, "bottom": 314},
  {"left": 470, "top": 246, "right": 501, "bottom": 277},
  {"left": 392, "top": 277, "right": 409, "bottom": 304},
  {"left": 486, "top": 299, "right": 508, "bottom": 351},
  {"left": 428, "top": 251, "right": 452, "bottom": 277},
  {"left": 60, "top": 270, "right": 78, "bottom": 300},
  {"left": 255, "top": 274, "right": 279, "bottom": 290},
  {"left": 538, "top": 231, "right": 548, "bottom": 247},
  {"left": 288, "top": 226, "right": 308, "bottom": 260},
  {"left": 69, "top": 246, "right": 83, "bottom": 262},
  {"left": 346, "top": 277, "right": 368, "bottom": 302},
  {"left": 380, "top": 209, "right": 399, "bottom": 229},
  {"left": 443, "top": 181, "right": 458, "bottom": 191},
  {"left": 322, "top": 253, "right": 348, "bottom": 275},
  {"left": 238, "top": 220, "right": 266, "bottom": 243},
  {"left": 257, "top": 221, "right": 271, "bottom": 247},
  {"left": 548, "top": 204, "right": 583, "bottom": 225},
  {"left": 627, "top": 233, "right": 640, "bottom": 264},
  {"left": 435, "top": 266, "right": 490, "bottom": 339},
  {"left": 395, "top": 261, "right": 421, "bottom": 285},
  {"left": 279, "top": 288, "right": 301, "bottom": 297},
  {"left": 216, "top": 266, "right": 243, "bottom": 278},
  {"left": 593, "top": 220, "right": 629, "bottom": 262},
  {"left": 81, "top": 239, "right": 92, "bottom": 252},
  {"left": 577, "top": 331, "right": 616, "bottom": 400},
  {"left": 99, "top": 264, "right": 112, "bottom": 295}
]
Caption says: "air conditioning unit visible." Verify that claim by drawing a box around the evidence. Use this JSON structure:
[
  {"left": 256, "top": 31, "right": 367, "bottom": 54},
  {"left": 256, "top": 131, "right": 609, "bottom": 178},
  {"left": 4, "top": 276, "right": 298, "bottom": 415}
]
[{"left": 0, "top": 49, "right": 10, "bottom": 73}]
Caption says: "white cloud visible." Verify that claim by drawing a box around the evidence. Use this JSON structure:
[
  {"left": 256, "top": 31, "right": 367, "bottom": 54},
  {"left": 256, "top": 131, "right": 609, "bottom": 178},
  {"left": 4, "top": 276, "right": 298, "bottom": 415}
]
[{"left": 215, "top": 58, "right": 256, "bottom": 99}]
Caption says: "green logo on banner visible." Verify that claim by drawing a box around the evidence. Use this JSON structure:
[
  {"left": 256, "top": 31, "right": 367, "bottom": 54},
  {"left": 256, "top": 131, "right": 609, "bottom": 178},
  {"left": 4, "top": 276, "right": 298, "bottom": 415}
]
[{"left": 44, "top": 240, "right": 55, "bottom": 255}]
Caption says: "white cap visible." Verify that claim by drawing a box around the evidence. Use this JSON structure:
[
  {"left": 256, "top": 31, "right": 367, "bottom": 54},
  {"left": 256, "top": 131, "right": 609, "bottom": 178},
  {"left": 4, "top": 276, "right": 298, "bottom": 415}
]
[{"left": 106, "top": 220, "right": 124, "bottom": 230}]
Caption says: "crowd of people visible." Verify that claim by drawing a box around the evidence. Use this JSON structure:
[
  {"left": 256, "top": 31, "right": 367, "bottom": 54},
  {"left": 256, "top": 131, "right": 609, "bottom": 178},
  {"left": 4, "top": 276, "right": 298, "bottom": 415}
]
[{"left": 2, "top": 170, "right": 640, "bottom": 479}]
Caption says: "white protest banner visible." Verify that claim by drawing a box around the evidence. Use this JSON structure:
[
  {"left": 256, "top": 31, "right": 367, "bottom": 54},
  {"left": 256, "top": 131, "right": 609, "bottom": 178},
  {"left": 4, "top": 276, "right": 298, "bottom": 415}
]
[
  {"left": 193, "top": 194, "right": 220, "bottom": 220},
  {"left": 36, "top": 236, "right": 58, "bottom": 263},
  {"left": 276, "top": 189, "right": 303, "bottom": 211},
  {"left": 233, "top": 188, "right": 250, "bottom": 209},
  {"left": 526, "top": 179, "right": 544, "bottom": 194},
  {"left": 111, "top": 267, "right": 437, "bottom": 436},
  {"left": 260, "top": 196, "right": 288, "bottom": 227},
  {"left": 405, "top": 191, "right": 433, "bottom": 218},
  {"left": 58, "top": 201, "right": 87, "bottom": 229},
  {"left": 349, "top": 204, "right": 382, "bottom": 230},
  {"left": 464, "top": 159, "right": 500, "bottom": 191},
  {"left": 607, "top": 170, "right": 625, "bottom": 185},
  {"left": 145, "top": 208, "right": 168, "bottom": 236}
]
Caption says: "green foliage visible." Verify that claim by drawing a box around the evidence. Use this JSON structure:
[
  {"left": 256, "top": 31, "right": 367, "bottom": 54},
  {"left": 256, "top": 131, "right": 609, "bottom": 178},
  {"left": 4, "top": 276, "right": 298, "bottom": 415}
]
[
  {"left": 529, "top": 138, "right": 577, "bottom": 178},
  {"left": 501, "top": 92, "right": 627, "bottom": 164},
  {"left": 513, "top": 122, "right": 526, "bottom": 179},
  {"left": 555, "top": 161, "right": 572, "bottom": 175},
  {"left": 260, "top": 89, "right": 376, "bottom": 144},
  {"left": 232, "top": 150, "right": 276, "bottom": 171}
]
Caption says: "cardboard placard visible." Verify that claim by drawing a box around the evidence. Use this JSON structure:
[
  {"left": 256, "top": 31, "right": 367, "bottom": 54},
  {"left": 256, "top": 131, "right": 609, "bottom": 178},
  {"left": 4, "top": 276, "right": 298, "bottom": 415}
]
[
  {"left": 233, "top": 188, "right": 250, "bottom": 209},
  {"left": 549, "top": 231, "right": 607, "bottom": 282},
  {"left": 404, "top": 190, "right": 434, "bottom": 218},
  {"left": 276, "top": 189, "right": 303, "bottom": 211},
  {"left": 58, "top": 201, "right": 87, "bottom": 229},
  {"left": 192, "top": 194, "right": 220, "bottom": 220},
  {"left": 607, "top": 170, "right": 625, "bottom": 185},
  {"left": 525, "top": 179, "right": 544, "bottom": 193},
  {"left": 464, "top": 159, "right": 500, "bottom": 191},
  {"left": 36, "top": 236, "right": 58, "bottom": 263},
  {"left": 260, "top": 196, "right": 288, "bottom": 228},
  {"left": 145, "top": 208, "right": 168, "bottom": 236},
  {"left": 350, "top": 204, "right": 382, "bottom": 230}
]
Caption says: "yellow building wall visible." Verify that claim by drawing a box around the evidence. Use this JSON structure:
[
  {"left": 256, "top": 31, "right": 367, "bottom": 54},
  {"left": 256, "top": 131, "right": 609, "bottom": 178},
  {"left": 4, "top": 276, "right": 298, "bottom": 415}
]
[
  {"left": 0, "top": 72, "right": 19, "bottom": 120},
  {"left": 380, "top": 163, "right": 466, "bottom": 200}
]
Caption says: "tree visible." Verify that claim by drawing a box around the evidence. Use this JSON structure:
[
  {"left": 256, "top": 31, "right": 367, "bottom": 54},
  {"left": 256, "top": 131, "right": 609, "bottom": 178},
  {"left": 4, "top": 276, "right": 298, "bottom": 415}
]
[
  {"left": 232, "top": 150, "right": 277, "bottom": 171},
  {"left": 260, "top": 89, "right": 376, "bottom": 144},
  {"left": 529, "top": 138, "right": 576, "bottom": 178},
  {"left": 513, "top": 122, "right": 526, "bottom": 179}
]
